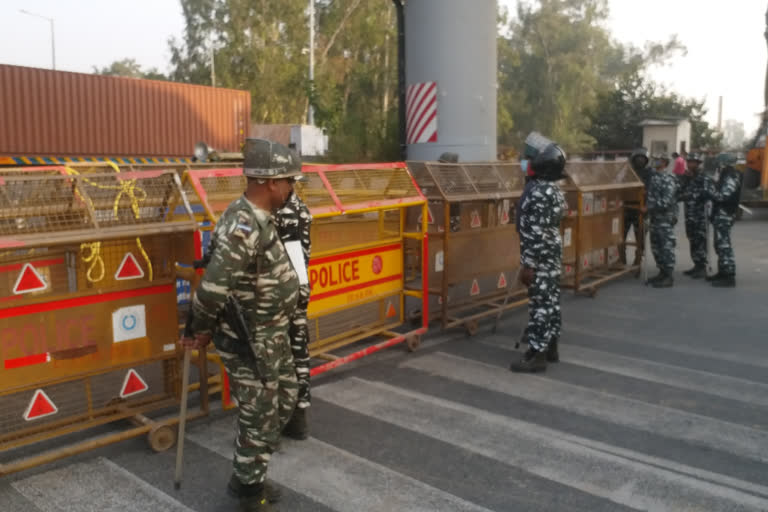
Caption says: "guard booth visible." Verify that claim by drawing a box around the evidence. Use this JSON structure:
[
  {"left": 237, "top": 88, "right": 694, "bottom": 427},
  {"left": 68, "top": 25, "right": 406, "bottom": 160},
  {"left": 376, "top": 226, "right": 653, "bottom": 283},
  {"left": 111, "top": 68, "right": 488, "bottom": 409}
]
[
  {"left": 406, "top": 161, "right": 527, "bottom": 335},
  {"left": 560, "top": 161, "right": 645, "bottom": 295},
  {"left": 0, "top": 169, "right": 205, "bottom": 476},
  {"left": 181, "top": 163, "right": 429, "bottom": 376}
]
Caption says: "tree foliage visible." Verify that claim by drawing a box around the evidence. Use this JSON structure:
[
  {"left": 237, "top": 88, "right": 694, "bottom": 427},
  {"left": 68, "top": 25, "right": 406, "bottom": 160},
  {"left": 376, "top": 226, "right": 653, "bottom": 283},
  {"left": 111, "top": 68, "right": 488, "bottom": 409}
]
[
  {"left": 101, "top": 0, "right": 723, "bottom": 160},
  {"left": 168, "top": 0, "right": 398, "bottom": 161},
  {"left": 497, "top": 0, "right": 716, "bottom": 154},
  {"left": 93, "top": 58, "right": 167, "bottom": 80},
  {"left": 498, "top": 0, "right": 617, "bottom": 152}
]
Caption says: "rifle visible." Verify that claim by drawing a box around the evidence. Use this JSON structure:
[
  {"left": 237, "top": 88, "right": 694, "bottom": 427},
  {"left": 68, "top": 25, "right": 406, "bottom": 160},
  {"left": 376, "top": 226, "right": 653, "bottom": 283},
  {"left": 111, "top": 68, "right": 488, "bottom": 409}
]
[{"left": 224, "top": 295, "right": 269, "bottom": 385}]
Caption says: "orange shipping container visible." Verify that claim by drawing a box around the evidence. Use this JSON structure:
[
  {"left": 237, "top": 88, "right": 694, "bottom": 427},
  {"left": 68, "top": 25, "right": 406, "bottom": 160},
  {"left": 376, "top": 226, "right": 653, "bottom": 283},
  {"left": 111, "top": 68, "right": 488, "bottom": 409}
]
[{"left": 0, "top": 64, "right": 251, "bottom": 159}]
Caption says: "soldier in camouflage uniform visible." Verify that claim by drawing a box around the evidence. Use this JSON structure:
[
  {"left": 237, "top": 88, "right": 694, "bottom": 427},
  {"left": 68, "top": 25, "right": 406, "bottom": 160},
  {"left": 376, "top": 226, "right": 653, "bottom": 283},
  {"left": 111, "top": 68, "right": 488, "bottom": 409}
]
[
  {"left": 622, "top": 148, "right": 653, "bottom": 265},
  {"left": 276, "top": 190, "right": 313, "bottom": 439},
  {"left": 680, "top": 153, "right": 714, "bottom": 278},
  {"left": 183, "top": 139, "right": 302, "bottom": 512},
  {"left": 510, "top": 140, "right": 567, "bottom": 373},
  {"left": 643, "top": 154, "right": 679, "bottom": 288},
  {"left": 707, "top": 158, "right": 742, "bottom": 288}
]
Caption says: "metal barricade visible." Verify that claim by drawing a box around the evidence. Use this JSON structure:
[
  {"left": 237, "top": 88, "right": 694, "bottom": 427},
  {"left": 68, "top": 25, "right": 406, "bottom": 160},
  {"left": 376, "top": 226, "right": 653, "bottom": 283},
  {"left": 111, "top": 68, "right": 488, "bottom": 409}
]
[
  {"left": 181, "top": 163, "right": 429, "bottom": 377},
  {"left": 407, "top": 161, "right": 526, "bottom": 335},
  {"left": 0, "top": 169, "right": 205, "bottom": 476},
  {"left": 560, "top": 161, "right": 645, "bottom": 295}
]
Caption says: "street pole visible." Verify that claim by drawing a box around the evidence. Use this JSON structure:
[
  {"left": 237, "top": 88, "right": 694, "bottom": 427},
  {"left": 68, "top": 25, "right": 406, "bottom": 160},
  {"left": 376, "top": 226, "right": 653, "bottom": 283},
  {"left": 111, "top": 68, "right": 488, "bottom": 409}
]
[
  {"left": 210, "top": 44, "right": 216, "bottom": 87},
  {"left": 20, "top": 10, "right": 55, "bottom": 70},
  {"left": 308, "top": 0, "right": 315, "bottom": 126},
  {"left": 49, "top": 17, "right": 56, "bottom": 70}
]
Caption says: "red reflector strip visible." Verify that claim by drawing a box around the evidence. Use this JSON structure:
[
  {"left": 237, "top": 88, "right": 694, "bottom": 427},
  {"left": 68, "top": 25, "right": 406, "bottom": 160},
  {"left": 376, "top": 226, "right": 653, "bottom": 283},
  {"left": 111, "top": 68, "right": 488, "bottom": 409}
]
[{"left": 4, "top": 352, "right": 49, "bottom": 369}]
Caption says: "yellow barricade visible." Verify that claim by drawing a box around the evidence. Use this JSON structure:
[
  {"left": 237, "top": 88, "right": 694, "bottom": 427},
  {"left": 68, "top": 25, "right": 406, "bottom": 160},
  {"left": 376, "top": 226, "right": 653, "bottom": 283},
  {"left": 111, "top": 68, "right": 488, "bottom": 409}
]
[
  {"left": 181, "top": 163, "right": 429, "bottom": 377},
  {"left": 0, "top": 168, "right": 205, "bottom": 476}
]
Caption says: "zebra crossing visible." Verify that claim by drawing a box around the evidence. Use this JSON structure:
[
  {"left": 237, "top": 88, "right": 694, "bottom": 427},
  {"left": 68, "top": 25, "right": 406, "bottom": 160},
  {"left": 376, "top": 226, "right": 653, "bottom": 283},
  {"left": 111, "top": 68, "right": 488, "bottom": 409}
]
[{"left": 2, "top": 216, "right": 768, "bottom": 511}]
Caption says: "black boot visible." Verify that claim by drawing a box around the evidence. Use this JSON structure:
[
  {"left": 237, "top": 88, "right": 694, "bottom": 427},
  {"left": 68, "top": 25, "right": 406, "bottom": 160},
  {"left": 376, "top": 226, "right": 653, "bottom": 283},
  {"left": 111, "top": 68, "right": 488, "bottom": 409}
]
[
  {"left": 228, "top": 476, "right": 282, "bottom": 504},
  {"left": 682, "top": 266, "right": 698, "bottom": 276},
  {"left": 510, "top": 348, "right": 547, "bottom": 373},
  {"left": 689, "top": 265, "right": 707, "bottom": 279},
  {"left": 646, "top": 271, "right": 664, "bottom": 285},
  {"left": 706, "top": 271, "right": 723, "bottom": 282},
  {"left": 711, "top": 274, "right": 736, "bottom": 288},
  {"left": 546, "top": 338, "right": 560, "bottom": 363},
  {"left": 238, "top": 483, "right": 273, "bottom": 512},
  {"left": 283, "top": 407, "right": 308, "bottom": 440},
  {"left": 651, "top": 271, "right": 674, "bottom": 288}
]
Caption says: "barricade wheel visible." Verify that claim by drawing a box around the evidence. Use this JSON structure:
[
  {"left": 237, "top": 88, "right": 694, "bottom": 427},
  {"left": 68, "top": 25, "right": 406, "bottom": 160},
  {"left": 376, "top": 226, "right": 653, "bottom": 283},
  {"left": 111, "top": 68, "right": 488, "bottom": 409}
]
[
  {"left": 406, "top": 334, "right": 421, "bottom": 352},
  {"left": 148, "top": 424, "right": 177, "bottom": 453},
  {"left": 464, "top": 320, "right": 478, "bottom": 336}
]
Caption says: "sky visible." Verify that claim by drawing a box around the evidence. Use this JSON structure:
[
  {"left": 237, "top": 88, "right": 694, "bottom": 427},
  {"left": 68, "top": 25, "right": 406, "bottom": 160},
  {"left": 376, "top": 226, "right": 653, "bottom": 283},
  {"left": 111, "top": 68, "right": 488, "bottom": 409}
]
[{"left": 1, "top": 0, "right": 766, "bottom": 135}]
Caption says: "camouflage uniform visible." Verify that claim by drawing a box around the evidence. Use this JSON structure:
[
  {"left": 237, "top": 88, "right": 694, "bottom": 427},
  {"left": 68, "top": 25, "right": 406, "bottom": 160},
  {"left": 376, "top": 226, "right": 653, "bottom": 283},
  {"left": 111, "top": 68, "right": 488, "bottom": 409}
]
[
  {"left": 646, "top": 172, "right": 679, "bottom": 274},
  {"left": 519, "top": 179, "right": 567, "bottom": 352},
  {"left": 710, "top": 169, "right": 742, "bottom": 276},
  {"left": 681, "top": 172, "right": 714, "bottom": 268},
  {"left": 191, "top": 196, "right": 299, "bottom": 486},
  {"left": 276, "top": 192, "right": 312, "bottom": 409},
  {"left": 623, "top": 165, "right": 653, "bottom": 256}
]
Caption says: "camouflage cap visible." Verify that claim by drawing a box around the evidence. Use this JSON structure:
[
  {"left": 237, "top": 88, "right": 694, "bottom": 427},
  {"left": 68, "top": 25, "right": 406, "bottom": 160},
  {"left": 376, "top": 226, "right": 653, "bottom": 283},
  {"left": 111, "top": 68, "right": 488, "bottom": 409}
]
[{"left": 243, "top": 138, "right": 302, "bottom": 179}]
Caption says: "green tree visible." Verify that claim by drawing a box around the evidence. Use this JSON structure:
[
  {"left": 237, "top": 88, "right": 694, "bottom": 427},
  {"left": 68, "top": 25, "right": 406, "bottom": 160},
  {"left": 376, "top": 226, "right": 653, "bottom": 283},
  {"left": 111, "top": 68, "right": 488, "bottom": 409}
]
[
  {"left": 497, "top": 0, "right": 615, "bottom": 152},
  {"left": 170, "top": 0, "right": 309, "bottom": 124},
  {"left": 497, "top": 0, "right": 691, "bottom": 154},
  {"left": 589, "top": 73, "right": 722, "bottom": 151},
  {"left": 312, "top": 0, "right": 398, "bottom": 161},
  {"left": 93, "top": 58, "right": 167, "bottom": 80},
  {"left": 169, "top": 0, "right": 398, "bottom": 161}
]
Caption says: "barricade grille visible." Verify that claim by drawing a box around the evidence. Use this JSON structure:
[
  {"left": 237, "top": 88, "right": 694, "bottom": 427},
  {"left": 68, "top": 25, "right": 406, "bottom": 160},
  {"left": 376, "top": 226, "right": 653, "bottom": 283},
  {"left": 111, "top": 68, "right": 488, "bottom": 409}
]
[{"left": 0, "top": 172, "right": 193, "bottom": 244}]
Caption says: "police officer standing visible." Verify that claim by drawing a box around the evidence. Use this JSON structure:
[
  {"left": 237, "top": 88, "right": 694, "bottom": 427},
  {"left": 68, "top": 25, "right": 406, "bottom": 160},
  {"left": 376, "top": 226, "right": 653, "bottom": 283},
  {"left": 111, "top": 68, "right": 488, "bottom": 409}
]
[
  {"left": 708, "top": 155, "right": 742, "bottom": 287},
  {"left": 183, "top": 139, "right": 301, "bottom": 512},
  {"left": 510, "top": 139, "right": 567, "bottom": 373},
  {"left": 622, "top": 148, "right": 653, "bottom": 264},
  {"left": 643, "top": 154, "right": 679, "bottom": 288},
  {"left": 276, "top": 184, "right": 313, "bottom": 439},
  {"left": 680, "top": 153, "right": 713, "bottom": 278}
]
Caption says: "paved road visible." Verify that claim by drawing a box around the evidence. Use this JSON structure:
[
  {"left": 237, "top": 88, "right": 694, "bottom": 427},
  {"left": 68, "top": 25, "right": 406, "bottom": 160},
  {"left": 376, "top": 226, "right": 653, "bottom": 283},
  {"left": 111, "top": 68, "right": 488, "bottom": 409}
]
[{"left": 2, "top": 210, "right": 767, "bottom": 511}]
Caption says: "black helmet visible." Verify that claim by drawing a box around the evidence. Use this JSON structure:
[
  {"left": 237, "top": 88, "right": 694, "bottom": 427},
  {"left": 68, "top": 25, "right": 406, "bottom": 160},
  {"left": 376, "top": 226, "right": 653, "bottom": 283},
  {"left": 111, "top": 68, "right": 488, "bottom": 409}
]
[
  {"left": 686, "top": 153, "right": 703, "bottom": 163},
  {"left": 629, "top": 148, "right": 649, "bottom": 171},
  {"left": 243, "top": 138, "right": 302, "bottom": 179},
  {"left": 531, "top": 143, "right": 566, "bottom": 181},
  {"left": 437, "top": 152, "right": 459, "bottom": 163}
]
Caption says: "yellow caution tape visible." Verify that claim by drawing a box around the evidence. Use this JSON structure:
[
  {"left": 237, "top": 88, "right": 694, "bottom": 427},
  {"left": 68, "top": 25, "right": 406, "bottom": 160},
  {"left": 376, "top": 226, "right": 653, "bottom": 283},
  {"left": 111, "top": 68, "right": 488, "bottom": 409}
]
[
  {"left": 80, "top": 242, "right": 105, "bottom": 283},
  {"left": 65, "top": 165, "right": 154, "bottom": 282}
]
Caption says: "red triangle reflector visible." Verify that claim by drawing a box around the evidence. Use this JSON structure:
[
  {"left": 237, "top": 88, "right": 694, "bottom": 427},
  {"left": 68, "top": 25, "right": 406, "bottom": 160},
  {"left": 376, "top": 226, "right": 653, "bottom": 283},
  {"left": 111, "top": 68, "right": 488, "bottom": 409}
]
[
  {"left": 386, "top": 301, "right": 397, "bottom": 318},
  {"left": 115, "top": 253, "right": 145, "bottom": 280},
  {"left": 13, "top": 263, "right": 48, "bottom": 295},
  {"left": 470, "top": 279, "right": 480, "bottom": 296},
  {"left": 120, "top": 369, "right": 149, "bottom": 398},
  {"left": 417, "top": 207, "right": 435, "bottom": 225},
  {"left": 497, "top": 273, "right": 508, "bottom": 289},
  {"left": 24, "top": 389, "right": 58, "bottom": 421},
  {"left": 470, "top": 211, "right": 481, "bottom": 228},
  {"left": 500, "top": 209, "right": 510, "bottom": 225}
]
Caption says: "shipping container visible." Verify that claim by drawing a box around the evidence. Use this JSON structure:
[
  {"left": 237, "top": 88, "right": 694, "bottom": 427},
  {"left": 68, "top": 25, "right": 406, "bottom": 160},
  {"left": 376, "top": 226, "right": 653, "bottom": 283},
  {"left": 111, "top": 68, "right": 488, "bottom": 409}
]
[{"left": 0, "top": 64, "right": 251, "bottom": 161}]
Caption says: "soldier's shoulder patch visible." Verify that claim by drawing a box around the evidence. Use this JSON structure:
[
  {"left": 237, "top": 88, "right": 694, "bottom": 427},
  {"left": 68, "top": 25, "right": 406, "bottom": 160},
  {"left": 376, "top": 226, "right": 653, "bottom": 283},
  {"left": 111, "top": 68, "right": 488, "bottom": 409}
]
[{"left": 230, "top": 210, "right": 255, "bottom": 240}]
